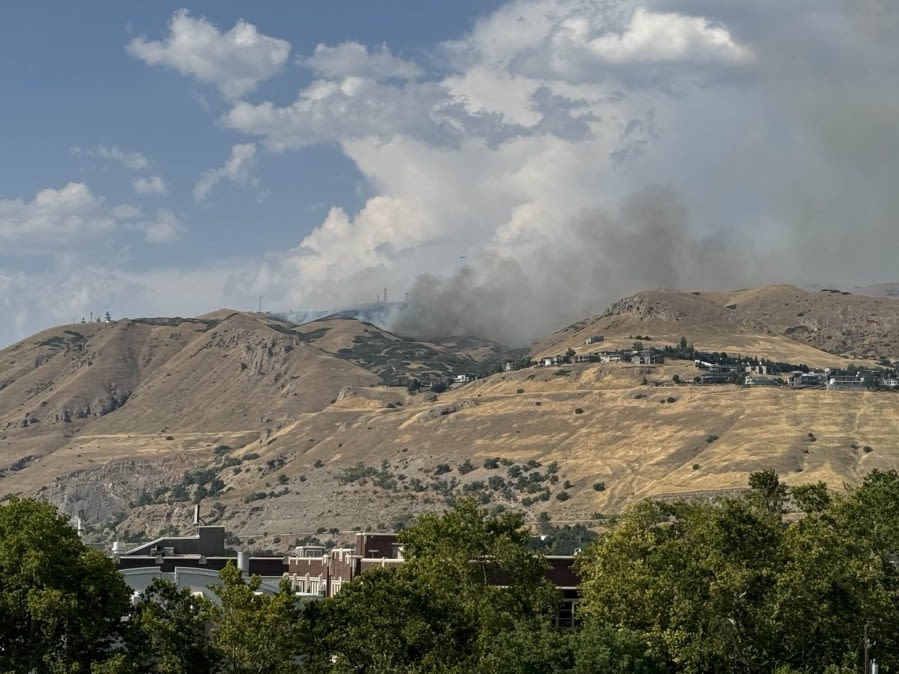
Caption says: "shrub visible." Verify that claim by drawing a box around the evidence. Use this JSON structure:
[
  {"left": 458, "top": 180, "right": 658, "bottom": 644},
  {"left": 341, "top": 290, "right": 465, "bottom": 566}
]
[
  {"left": 593, "top": 482, "right": 606, "bottom": 492},
  {"left": 457, "top": 459, "right": 476, "bottom": 475},
  {"left": 516, "top": 388, "right": 525, "bottom": 394},
  {"left": 313, "top": 459, "right": 325, "bottom": 468},
  {"left": 434, "top": 463, "right": 452, "bottom": 476},
  {"left": 666, "top": 396, "right": 676, "bottom": 403},
  {"left": 705, "top": 435, "right": 718, "bottom": 444},
  {"left": 483, "top": 457, "right": 500, "bottom": 469},
  {"left": 864, "top": 445, "right": 873, "bottom": 453},
  {"left": 277, "top": 474, "right": 289, "bottom": 485},
  {"left": 574, "top": 407, "right": 584, "bottom": 414},
  {"left": 692, "top": 464, "right": 700, "bottom": 471},
  {"left": 242, "top": 452, "right": 260, "bottom": 461},
  {"left": 672, "top": 374, "right": 681, "bottom": 384},
  {"left": 556, "top": 491, "right": 570, "bottom": 501}
]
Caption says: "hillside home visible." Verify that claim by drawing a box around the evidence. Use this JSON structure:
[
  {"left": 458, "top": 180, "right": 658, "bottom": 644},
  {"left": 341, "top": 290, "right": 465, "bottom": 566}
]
[
  {"left": 599, "top": 351, "right": 623, "bottom": 363},
  {"left": 585, "top": 335, "right": 604, "bottom": 345},
  {"left": 827, "top": 375, "right": 865, "bottom": 391},
  {"left": 637, "top": 349, "right": 664, "bottom": 365},
  {"left": 697, "top": 372, "right": 733, "bottom": 385},
  {"left": 540, "top": 356, "right": 567, "bottom": 367},
  {"left": 573, "top": 354, "right": 600, "bottom": 363},
  {"left": 789, "top": 371, "right": 828, "bottom": 388},
  {"left": 744, "top": 375, "right": 779, "bottom": 387},
  {"left": 453, "top": 374, "right": 474, "bottom": 384}
]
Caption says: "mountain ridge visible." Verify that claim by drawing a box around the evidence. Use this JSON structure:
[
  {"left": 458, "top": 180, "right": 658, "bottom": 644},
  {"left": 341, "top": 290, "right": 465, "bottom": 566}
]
[{"left": 2, "top": 284, "right": 898, "bottom": 550}]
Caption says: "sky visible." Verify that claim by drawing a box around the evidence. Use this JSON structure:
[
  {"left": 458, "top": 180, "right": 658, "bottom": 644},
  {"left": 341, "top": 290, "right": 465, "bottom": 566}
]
[{"left": 1, "top": 0, "right": 897, "bottom": 347}]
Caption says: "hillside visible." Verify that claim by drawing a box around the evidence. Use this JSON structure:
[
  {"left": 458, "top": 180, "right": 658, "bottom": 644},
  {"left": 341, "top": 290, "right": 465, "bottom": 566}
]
[
  {"left": 534, "top": 285, "right": 899, "bottom": 365},
  {"left": 1, "top": 286, "right": 898, "bottom": 551}
]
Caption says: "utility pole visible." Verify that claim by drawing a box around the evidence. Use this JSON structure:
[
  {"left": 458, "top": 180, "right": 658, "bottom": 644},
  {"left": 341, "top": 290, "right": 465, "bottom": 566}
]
[{"left": 863, "top": 624, "right": 874, "bottom": 674}]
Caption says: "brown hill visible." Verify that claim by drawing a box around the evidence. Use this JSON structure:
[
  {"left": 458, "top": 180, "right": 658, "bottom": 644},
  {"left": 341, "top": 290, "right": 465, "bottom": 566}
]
[
  {"left": 1, "top": 286, "right": 898, "bottom": 552},
  {"left": 534, "top": 285, "right": 899, "bottom": 364}
]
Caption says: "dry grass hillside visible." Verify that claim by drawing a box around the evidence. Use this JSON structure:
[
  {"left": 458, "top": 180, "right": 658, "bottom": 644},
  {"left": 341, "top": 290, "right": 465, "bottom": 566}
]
[
  {"left": 534, "top": 285, "right": 899, "bottom": 365},
  {"left": 1, "top": 285, "right": 898, "bottom": 551}
]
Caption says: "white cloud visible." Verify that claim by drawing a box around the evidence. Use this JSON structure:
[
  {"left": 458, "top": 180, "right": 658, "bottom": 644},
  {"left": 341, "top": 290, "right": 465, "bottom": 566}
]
[
  {"left": 0, "top": 182, "right": 181, "bottom": 253},
  {"left": 303, "top": 42, "right": 422, "bottom": 81},
  {"left": 127, "top": 9, "right": 291, "bottom": 99},
  {"left": 134, "top": 209, "right": 182, "bottom": 243},
  {"left": 583, "top": 8, "right": 752, "bottom": 64},
  {"left": 132, "top": 175, "right": 167, "bottom": 195},
  {"left": 193, "top": 143, "right": 259, "bottom": 201},
  {"left": 72, "top": 144, "right": 149, "bottom": 171},
  {"left": 0, "top": 183, "right": 113, "bottom": 246}
]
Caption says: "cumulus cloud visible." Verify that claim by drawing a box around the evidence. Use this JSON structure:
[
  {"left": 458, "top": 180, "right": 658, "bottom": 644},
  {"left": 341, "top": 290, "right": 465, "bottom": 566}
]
[
  {"left": 303, "top": 42, "right": 423, "bottom": 80},
  {"left": 193, "top": 143, "right": 258, "bottom": 201},
  {"left": 0, "top": 183, "right": 115, "bottom": 247},
  {"left": 132, "top": 175, "right": 167, "bottom": 195},
  {"left": 0, "top": 182, "right": 182, "bottom": 257},
  {"left": 72, "top": 144, "right": 149, "bottom": 171},
  {"left": 127, "top": 9, "right": 291, "bottom": 99}
]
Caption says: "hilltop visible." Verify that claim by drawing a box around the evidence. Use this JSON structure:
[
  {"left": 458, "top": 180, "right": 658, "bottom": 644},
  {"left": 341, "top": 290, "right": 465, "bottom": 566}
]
[{"left": 1, "top": 285, "right": 898, "bottom": 550}]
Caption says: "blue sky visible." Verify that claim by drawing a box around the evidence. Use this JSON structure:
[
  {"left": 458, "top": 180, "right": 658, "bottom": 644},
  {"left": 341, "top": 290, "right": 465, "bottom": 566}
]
[{"left": 1, "top": 1, "right": 897, "bottom": 346}]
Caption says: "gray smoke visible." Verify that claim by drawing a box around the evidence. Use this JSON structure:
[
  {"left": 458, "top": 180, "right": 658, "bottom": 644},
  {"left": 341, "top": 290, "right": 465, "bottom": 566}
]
[{"left": 391, "top": 186, "right": 759, "bottom": 345}]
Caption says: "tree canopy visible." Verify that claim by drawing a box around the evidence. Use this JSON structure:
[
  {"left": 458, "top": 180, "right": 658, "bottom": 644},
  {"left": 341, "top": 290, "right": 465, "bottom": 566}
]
[{"left": 0, "top": 497, "right": 131, "bottom": 673}]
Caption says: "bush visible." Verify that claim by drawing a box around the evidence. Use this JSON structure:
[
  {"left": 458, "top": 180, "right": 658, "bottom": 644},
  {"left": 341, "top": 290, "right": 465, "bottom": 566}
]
[
  {"left": 593, "top": 482, "right": 606, "bottom": 492},
  {"left": 692, "top": 464, "right": 700, "bottom": 471},
  {"left": 705, "top": 435, "right": 718, "bottom": 444},
  {"left": 574, "top": 407, "right": 584, "bottom": 414},
  {"left": 434, "top": 463, "right": 452, "bottom": 476},
  {"left": 556, "top": 491, "right": 570, "bottom": 501},
  {"left": 483, "top": 457, "right": 500, "bottom": 469},
  {"left": 864, "top": 445, "right": 873, "bottom": 453},
  {"left": 457, "top": 459, "right": 475, "bottom": 475},
  {"left": 313, "top": 459, "right": 325, "bottom": 468},
  {"left": 666, "top": 396, "right": 676, "bottom": 403},
  {"left": 516, "top": 388, "right": 525, "bottom": 394},
  {"left": 242, "top": 452, "right": 260, "bottom": 461},
  {"left": 672, "top": 374, "right": 681, "bottom": 384}
]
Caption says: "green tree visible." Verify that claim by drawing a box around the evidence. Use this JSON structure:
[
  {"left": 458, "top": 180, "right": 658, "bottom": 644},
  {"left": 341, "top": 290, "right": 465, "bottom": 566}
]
[
  {"left": 123, "top": 578, "right": 217, "bottom": 674},
  {"left": 305, "top": 498, "right": 560, "bottom": 673},
  {"left": 576, "top": 496, "right": 786, "bottom": 672},
  {"left": 0, "top": 498, "right": 131, "bottom": 673},
  {"left": 209, "top": 563, "right": 303, "bottom": 674},
  {"left": 748, "top": 468, "right": 789, "bottom": 515}
]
